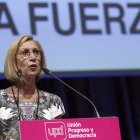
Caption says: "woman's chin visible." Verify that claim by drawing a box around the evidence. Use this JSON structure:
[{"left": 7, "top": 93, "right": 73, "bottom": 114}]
[{"left": 26, "top": 71, "right": 39, "bottom": 77}]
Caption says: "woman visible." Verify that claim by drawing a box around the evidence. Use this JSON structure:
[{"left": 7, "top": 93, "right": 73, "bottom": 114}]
[{"left": 0, "top": 35, "right": 65, "bottom": 139}]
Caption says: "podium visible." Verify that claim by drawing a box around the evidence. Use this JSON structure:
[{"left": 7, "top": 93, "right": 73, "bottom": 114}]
[{"left": 19, "top": 117, "right": 121, "bottom": 140}]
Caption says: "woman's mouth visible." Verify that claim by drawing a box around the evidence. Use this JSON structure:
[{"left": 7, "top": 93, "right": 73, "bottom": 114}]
[{"left": 29, "top": 64, "right": 37, "bottom": 71}]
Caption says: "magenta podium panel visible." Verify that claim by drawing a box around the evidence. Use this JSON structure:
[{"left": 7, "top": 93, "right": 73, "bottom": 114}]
[{"left": 19, "top": 117, "right": 121, "bottom": 140}]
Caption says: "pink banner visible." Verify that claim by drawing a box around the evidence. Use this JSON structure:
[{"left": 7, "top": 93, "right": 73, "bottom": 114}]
[{"left": 19, "top": 117, "right": 121, "bottom": 140}]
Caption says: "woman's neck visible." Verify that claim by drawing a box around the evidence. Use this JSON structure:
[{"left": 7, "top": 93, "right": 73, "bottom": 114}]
[{"left": 18, "top": 77, "right": 37, "bottom": 96}]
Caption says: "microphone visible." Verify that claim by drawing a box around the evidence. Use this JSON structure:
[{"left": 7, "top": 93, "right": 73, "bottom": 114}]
[{"left": 42, "top": 68, "right": 100, "bottom": 118}]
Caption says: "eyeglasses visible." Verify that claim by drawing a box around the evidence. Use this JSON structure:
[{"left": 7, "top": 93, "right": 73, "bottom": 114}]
[{"left": 17, "top": 48, "right": 41, "bottom": 59}]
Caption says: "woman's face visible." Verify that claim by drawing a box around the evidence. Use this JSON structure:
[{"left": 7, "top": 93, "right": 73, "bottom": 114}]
[{"left": 16, "top": 40, "right": 42, "bottom": 78}]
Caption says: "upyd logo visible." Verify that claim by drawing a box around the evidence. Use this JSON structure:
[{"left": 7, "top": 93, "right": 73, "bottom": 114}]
[{"left": 45, "top": 122, "right": 67, "bottom": 140}]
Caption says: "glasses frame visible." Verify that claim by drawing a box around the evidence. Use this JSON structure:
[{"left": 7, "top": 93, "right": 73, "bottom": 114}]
[{"left": 16, "top": 48, "right": 41, "bottom": 59}]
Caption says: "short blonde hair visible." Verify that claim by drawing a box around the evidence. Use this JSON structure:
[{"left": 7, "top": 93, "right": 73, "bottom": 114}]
[{"left": 4, "top": 35, "right": 46, "bottom": 84}]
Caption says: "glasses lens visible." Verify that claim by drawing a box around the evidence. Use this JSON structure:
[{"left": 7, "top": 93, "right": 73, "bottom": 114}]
[{"left": 18, "top": 49, "right": 41, "bottom": 59}]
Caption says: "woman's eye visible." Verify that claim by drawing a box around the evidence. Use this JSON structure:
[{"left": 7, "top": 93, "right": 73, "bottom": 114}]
[
  {"left": 22, "top": 51, "right": 28, "bottom": 54},
  {"left": 21, "top": 50, "right": 29, "bottom": 56},
  {"left": 34, "top": 50, "right": 40, "bottom": 55}
]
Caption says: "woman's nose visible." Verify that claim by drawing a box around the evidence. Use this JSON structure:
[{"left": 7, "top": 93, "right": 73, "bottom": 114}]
[{"left": 29, "top": 52, "right": 36, "bottom": 60}]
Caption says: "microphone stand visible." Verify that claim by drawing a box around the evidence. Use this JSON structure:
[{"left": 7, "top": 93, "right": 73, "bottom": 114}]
[{"left": 42, "top": 68, "right": 100, "bottom": 118}]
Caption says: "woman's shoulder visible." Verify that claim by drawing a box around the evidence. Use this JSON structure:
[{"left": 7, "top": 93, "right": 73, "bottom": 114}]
[
  {"left": 41, "top": 90, "right": 59, "bottom": 97},
  {"left": 40, "top": 90, "right": 62, "bottom": 102},
  {"left": 0, "top": 87, "right": 9, "bottom": 95},
  {"left": 0, "top": 86, "right": 13, "bottom": 97},
  {"left": 0, "top": 87, "right": 13, "bottom": 106},
  {"left": 0, "top": 89, "right": 5, "bottom": 98}
]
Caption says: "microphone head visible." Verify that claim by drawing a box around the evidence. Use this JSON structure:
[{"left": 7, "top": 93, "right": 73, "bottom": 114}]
[
  {"left": 42, "top": 68, "right": 51, "bottom": 74},
  {"left": 16, "top": 69, "right": 22, "bottom": 77}
]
